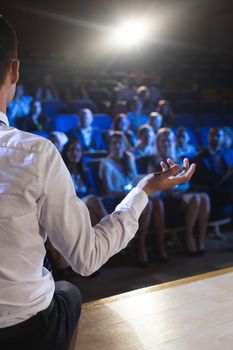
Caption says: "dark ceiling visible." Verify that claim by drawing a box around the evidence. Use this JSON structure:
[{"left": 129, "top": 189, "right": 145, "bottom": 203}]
[{"left": 1, "top": 1, "right": 233, "bottom": 57}]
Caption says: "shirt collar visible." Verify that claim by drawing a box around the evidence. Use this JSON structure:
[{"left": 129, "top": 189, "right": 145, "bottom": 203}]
[{"left": 0, "top": 111, "right": 9, "bottom": 126}]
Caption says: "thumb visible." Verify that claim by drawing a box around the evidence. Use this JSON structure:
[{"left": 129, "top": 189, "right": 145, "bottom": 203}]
[{"left": 161, "top": 164, "right": 180, "bottom": 177}]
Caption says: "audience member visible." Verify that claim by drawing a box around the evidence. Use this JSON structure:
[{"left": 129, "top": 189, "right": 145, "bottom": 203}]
[
  {"left": 148, "top": 128, "right": 210, "bottom": 255},
  {"left": 148, "top": 111, "right": 164, "bottom": 134},
  {"left": 112, "top": 113, "right": 137, "bottom": 148},
  {"left": 117, "top": 77, "right": 137, "bottom": 102},
  {"left": 35, "top": 73, "right": 60, "bottom": 101},
  {"left": 25, "top": 99, "right": 49, "bottom": 132},
  {"left": 62, "top": 139, "right": 107, "bottom": 225},
  {"left": 223, "top": 127, "right": 233, "bottom": 150},
  {"left": 7, "top": 83, "right": 32, "bottom": 128},
  {"left": 0, "top": 15, "right": 196, "bottom": 350},
  {"left": 99, "top": 131, "right": 153, "bottom": 265},
  {"left": 156, "top": 99, "right": 175, "bottom": 127},
  {"left": 67, "top": 108, "right": 102, "bottom": 151},
  {"left": 127, "top": 97, "right": 148, "bottom": 132},
  {"left": 132, "top": 124, "right": 156, "bottom": 158},
  {"left": 176, "top": 127, "right": 197, "bottom": 159},
  {"left": 66, "top": 76, "right": 91, "bottom": 103},
  {"left": 191, "top": 127, "right": 233, "bottom": 216},
  {"left": 49, "top": 131, "right": 69, "bottom": 152}
]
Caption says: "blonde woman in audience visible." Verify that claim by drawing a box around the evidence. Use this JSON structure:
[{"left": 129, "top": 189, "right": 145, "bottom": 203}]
[
  {"left": 148, "top": 128, "right": 210, "bottom": 255},
  {"left": 99, "top": 131, "right": 168, "bottom": 265}
]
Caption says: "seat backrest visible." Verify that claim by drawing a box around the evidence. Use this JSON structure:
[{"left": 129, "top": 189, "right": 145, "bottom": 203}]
[
  {"left": 196, "top": 127, "right": 210, "bottom": 147},
  {"left": 200, "top": 114, "right": 223, "bottom": 127},
  {"left": 53, "top": 114, "right": 77, "bottom": 132},
  {"left": 32, "top": 131, "right": 49, "bottom": 139},
  {"left": 173, "top": 114, "right": 198, "bottom": 128},
  {"left": 42, "top": 101, "right": 67, "bottom": 117},
  {"left": 92, "top": 114, "right": 112, "bottom": 131}
]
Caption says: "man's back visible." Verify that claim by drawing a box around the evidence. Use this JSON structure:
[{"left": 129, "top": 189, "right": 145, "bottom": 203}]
[{"left": 0, "top": 124, "right": 54, "bottom": 327}]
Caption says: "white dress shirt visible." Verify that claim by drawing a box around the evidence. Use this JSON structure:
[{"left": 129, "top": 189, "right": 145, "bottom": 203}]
[{"left": 0, "top": 112, "right": 148, "bottom": 328}]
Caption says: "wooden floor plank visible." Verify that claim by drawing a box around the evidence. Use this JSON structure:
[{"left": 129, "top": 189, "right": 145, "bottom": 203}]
[{"left": 76, "top": 267, "right": 233, "bottom": 350}]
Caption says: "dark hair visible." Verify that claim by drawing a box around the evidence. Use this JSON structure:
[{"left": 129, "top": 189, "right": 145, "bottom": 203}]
[
  {"left": 112, "top": 113, "right": 128, "bottom": 131},
  {"left": 61, "top": 139, "right": 87, "bottom": 184},
  {"left": 107, "top": 131, "right": 127, "bottom": 147},
  {"left": 176, "top": 127, "right": 187, "bottom": 138},
  {"left": 0, "top": 16, "right": 17, "bottom": 86}
]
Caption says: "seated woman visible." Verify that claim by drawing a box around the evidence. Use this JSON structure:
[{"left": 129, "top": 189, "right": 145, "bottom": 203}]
[
  {"left": 132, "top": 124, "right": 156, "bottom": 158},
  {"left": 148, "top": 128, "right": 210, "bottom": 255},
  {"left": 46, "top": 139, "right": 108, "bottom": 277},
  {"left": 99, "top": 131, "right": 166, "bottom": 265},
  {"left": 62, "top": 139, "right": 108, "bottom": 224},
  {"left": 176, "top": 127, "right": 197, "bottom": 159}
]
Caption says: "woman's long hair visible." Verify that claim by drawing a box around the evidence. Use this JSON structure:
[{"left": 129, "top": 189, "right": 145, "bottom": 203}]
[{"left": 61, "top": 139, "right": 87, "bottom": 184}]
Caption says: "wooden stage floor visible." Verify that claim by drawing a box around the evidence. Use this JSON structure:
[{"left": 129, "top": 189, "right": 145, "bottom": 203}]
[{"left": 76, "top": 266, "right": 233, "bottom": 350}]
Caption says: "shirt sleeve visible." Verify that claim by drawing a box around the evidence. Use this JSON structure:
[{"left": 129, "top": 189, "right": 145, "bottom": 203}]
[{"left": 38, "top": 142, "right": 148, "bottom": 276}]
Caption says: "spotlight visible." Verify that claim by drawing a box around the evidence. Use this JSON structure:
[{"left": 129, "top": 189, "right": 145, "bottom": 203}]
[{"left": 112, "top": 19, "right": 150, "bottom": 48}]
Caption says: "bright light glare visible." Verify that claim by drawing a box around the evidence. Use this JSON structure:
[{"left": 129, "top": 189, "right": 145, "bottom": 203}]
[{"left": 112, "top": 19, "right": 149, "bottom": 48}]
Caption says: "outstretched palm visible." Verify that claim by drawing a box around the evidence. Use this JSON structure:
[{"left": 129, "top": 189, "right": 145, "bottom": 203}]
[{"left": 137, "top": 158, "right": 196, "bottom": 195}]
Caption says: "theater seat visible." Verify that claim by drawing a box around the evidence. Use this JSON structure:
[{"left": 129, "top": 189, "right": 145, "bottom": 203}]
[
  {"left": 92, "top": 114, "right": 112, "bottom": 131},
  {"left": 53, "top": 114, "right": 77, "bottom": 132},
  {"left": 200, "top": 114, "right": 223, "bottom": 127},
  {"left": 42, "top": 101, "right": 67, "bottom": 117},
  {"left": 173, "top": 114, "right": 198, "bottom": 128}
]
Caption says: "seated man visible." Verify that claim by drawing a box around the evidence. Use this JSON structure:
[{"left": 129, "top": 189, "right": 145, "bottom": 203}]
[
  {"left": 191, "top": 127, "right": 233, "bottom": 218},
  {"left": 67, "top": 108, "right": 102, "bottom": 151},
  {"left": 0, "top": 16, "right": 195, "bottom": 350}
]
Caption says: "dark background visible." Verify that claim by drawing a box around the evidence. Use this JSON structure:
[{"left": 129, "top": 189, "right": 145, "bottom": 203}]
[{"left": 1, "top": 0, "right": 233, "bottom": 64}]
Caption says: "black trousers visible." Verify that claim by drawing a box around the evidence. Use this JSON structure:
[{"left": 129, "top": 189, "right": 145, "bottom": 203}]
[{"left": 0, "top": 281, "right": 81, "bottom": 350}]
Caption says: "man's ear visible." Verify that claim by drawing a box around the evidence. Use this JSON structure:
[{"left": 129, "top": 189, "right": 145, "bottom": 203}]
[{"left": 10, "top": 59, "right": 20, "bottom": 84}]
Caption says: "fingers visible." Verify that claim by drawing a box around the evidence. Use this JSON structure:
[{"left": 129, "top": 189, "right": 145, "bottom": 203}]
[
  {"left": 160, "top": 161, "right": 168, "bottom": 172},
  {"left": 161, "top": 164, "right": 180, "bottom": 177},
  {"left": 175, "top": 163, "right": 196, "bottom": 183},
  {"left": 182, "top": 158, "right": 189, "bottom": 171},
  {"left": 160, "top": 158, "right": 195, "bottom": 182},
  {"left": 167, "top": 158, "right": 175, "bottom": 167}
]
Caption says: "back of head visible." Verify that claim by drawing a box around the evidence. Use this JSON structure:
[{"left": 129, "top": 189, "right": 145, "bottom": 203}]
[{"left": 0, "top": 15, "right": 17, "bottom": 87}]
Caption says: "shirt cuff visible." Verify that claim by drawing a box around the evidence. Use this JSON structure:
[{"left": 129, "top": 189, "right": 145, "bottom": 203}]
[{"left": 115, "top": 187, "right": 148, "bottom": 219}]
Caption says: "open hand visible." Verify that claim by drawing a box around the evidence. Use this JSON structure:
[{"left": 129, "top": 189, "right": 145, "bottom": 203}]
[{"left": 137, "top": 158, "right": 196, "bottom": 196}]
